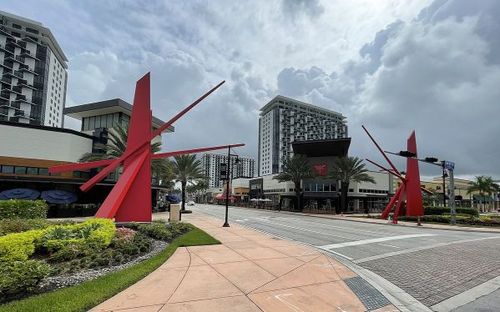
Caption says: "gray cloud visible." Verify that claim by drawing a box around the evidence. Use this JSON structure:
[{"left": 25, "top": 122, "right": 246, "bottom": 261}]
[
  {"left": 282, "top": 0, "right": 325, "bottom": 19},
  {"left": 4, "top": 0, "right": 498, "bottom": 179}
]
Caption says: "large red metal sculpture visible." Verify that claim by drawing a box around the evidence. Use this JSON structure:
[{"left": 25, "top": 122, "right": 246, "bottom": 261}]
[
  {"left": 50, "top": 73, "right": 244, "bottom": 222},
  {"left": 362, "top": 126, "right": 424, "bottom": 224}
]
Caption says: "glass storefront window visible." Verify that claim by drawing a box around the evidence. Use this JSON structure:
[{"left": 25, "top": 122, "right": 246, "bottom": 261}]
[
  {"left": 88, "top": 116, "right": 95, "bottom": 129},
  {"left": 26, "top": 167, "right": 38, "bottom": 175},
  {"left": 1, "top": 165, "right": 14, "bottom": 173},
  {"left": 15, "top": 166, "right": 26, "bottom": 174},
  {"left": 38, "top": 168, "right": 49, "bottom": 175}
]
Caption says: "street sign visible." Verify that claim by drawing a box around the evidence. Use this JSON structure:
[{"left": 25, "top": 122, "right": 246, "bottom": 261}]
[{"left": 444, "top": 161, "right": 455, "bottom": 171}]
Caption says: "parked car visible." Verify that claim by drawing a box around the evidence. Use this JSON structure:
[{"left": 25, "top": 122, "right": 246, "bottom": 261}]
[{"left": 187, "top": 200, "right": 195, "bottom": 206}]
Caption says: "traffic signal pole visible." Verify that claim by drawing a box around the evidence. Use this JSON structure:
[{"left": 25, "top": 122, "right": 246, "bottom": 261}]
[{"left": 223, "top": 146, "right": 231, "bottom": 227}]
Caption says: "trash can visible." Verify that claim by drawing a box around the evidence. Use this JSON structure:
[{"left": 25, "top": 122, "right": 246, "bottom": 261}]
[{"left": 169, "top": 203, "right": 181, "bottom": 222}]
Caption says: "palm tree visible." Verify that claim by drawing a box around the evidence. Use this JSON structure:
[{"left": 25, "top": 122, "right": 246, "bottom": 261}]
[
  {"left": 172, "top": 155, "right": 205, "bottom": 212},
  {"left": 329, "top": 157, "right": 375, "bottom": 214},
  {"left": 273, "top": 155, "right": 314, "bottom": 211},
  {"left": 79, "top": 123, "right": 172, "bottom": 185},
  {"left": 467, "top": 176, "right": 499, "bottom": 212}
]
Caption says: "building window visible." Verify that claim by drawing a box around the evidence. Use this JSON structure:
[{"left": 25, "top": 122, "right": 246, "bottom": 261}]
[
  {"left": 38, "top": 168, "right": 49, "bottom": 176},
  {"left": 26, "top": 167, "right": 38, "bottom": 175},
  {"left": 26, "top": 27, "right": 39, "bottom": 34},
  {"left": 1, "top": 165, "right": 14, "bottom": 174},
  {"left": 15, "top": 167, "right": 26, "bottom": 174}
]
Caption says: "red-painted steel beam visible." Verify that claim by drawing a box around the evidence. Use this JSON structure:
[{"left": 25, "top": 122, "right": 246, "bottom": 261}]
[
  {"left": 49, "top": 159, "right": 114, "bottom": 174},
  {"left": 381, "top": 184, "right": 403, "bottom": 219},
  {"left": 392, "top": 184, "right": 407, "bottom": 224},
  {"left": 152, "top": 143, "right": 245, "bottom": 159},
  {"left": 362, "top": 125, "right": 402, "bottom": 176},
  {"left": 365, "top": 158, "right": 406, "bottom": 182},
  {"left": 151, "top": 81, "right": 225, "bottom": 138},
  {"left": 78, "top": 81, "right": 226, "bottom": 192},
  {"left": 94, "top": 149, "right": 149, "bottom": 218}
]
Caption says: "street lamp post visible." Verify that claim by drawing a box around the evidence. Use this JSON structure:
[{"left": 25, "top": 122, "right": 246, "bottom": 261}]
[{"left": 223, "top": 146, "right": 239, "bottom": 227}]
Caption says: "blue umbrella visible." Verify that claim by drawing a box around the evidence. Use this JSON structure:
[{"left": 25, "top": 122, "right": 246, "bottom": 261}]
[
  {"left": 0, "top": 188, "right": 40, "bottom": 200},
  {"left": 165, "top": 194, "right": 181, "bottom": 203},
  {"left": 41, "top": 190, "right": 77, "bottom": 204}
]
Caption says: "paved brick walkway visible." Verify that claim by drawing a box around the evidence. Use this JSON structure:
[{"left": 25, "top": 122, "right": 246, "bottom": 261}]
[
  {"left": 362, "top": 238, "right": 500, "bottom": 307},
  {"left": 91, "top": 213, "right": 397, "bottom": 312}
]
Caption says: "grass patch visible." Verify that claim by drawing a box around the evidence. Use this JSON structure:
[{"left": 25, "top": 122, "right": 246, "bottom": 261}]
[{"left": 0, "top": 226, "right": 219, "bottom": 312}]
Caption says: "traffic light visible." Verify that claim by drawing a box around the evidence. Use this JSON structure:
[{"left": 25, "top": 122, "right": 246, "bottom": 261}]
[{"left": 220, "top": 163, "right": 228, "bottom": 180}]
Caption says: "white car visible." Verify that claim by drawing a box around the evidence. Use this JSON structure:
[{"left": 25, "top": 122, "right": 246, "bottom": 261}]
[{"left": 187, "top": 201, "right": 195, "bottom": 206}]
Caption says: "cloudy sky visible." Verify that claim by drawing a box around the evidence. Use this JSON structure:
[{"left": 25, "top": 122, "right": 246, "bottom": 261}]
[{"left": 5, "top": 0, "right": 500, "bottom": 179}]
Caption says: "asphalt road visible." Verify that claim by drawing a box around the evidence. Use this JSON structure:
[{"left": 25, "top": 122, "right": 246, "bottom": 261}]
[{"left": 193, "top": 204, "right": 500, "bottom": 312}]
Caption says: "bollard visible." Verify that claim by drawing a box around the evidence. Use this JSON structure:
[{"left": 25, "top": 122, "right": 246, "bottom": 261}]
[{"left": 169, "top": 204, "right": 181, "bottom": 222}]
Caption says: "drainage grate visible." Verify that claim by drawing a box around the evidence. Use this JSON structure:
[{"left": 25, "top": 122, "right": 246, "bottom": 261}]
[{"left": 345, "top": 276, "right": 391, "bottom": 311}]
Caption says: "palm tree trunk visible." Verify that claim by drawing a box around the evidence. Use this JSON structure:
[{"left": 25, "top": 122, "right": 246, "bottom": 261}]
[
  {"left": 340, "top": 182, "right": 349, "bottom": 214},
  {"left": 181, "top": 181, "right": 187, "bottom": 212},
  {"left": 294, "top": 181, "right": 301, "bottom": 211}
]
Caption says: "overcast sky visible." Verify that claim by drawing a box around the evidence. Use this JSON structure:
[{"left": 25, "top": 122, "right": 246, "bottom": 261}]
[{"left": 5, "top": 0, "right": 500, "bottom": 179}]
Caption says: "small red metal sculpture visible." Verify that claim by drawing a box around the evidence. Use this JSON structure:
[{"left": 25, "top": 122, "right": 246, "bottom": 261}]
[
  {"left": 362, "top": 126, "right": 424, "bottom": 224},
  {"left": 50, "top": 73, "right": 244, "bottom": 222}
]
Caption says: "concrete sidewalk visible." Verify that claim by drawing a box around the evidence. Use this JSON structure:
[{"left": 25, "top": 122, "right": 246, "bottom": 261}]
[{"left": 92, "top": 213, "right": 397, "bottom": 312}]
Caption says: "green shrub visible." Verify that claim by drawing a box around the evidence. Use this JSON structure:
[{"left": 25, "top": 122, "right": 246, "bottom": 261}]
[
  {"left": 0, "top": 230, "right": 43, "bottom": 262},
  {"left": 48, "top": 243, "right": 93, "bottom": 263},
  {"left": 37, "top": 218, "right": 116, "bottom": 253},
  {"left": 424, "top": 206, "right": 478, "bottom": 217},
  {"left": 0, "top": 219, "right": 50, "bottom": 236},
  {"left": 0, "top": 200, "right": 48, "bottom": 219},
  {"left": 136, "top": 221, "right": 193, "bottom": 241},
  {"left": 0, "top": 260, "right": 51, "bottom": 301},
  {"left": 137, "top": 222, "right": 173, "bottom": 241},
  {"left": 112, "top": 232, "right": 152, "bottom": 256}
]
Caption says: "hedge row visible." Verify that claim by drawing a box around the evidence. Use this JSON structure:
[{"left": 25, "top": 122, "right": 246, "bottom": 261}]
[
  {"left": 399, "top": 215, "right": 500, "bottom": 227},
  {"left": 0, "top": 219, "right": 116, "bottom": 263},
  {"left": 424, "top": 206, "right": 478, "bottom": 217},
  {"left": 0, "top": 200, "right": 48, "bottom": 219}
]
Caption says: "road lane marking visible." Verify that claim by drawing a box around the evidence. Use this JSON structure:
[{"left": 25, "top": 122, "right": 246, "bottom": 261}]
[
  {"left": 257, "top": 219, "right": 352, "bottom": 239},
  {"left": 431, "top": 276, "right": 500, "bottom": 312},
  {"left": 378, "top": 243, "right": 401, "bottom": 249},
  {"left": 318, "top": 234, "right": 436, "bottom": 250}
]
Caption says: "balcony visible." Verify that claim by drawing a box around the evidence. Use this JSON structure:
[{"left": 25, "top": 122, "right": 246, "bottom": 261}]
[
  {"left": 12, "top": 86, "right": 23, "bottom": 94},
  {"left": 20, "top": 49, "right": 37, "bottom": 60},
  {"left": 0, "top": 107, "right": 8, "bottom": 116},
  {"left": 18, "top": 64, "right": 37, "bottom": 75},
  {"left": 14, "top": 110, "right": 26, "bottom": 117},
  {"left": 0, "top": 62, "right": 13, "bottom": 70},
  {"left": 0, "top": 44, "right": 13, "bottom": 55},
  {"left": 17, "top": 81, "right": 36, "bottom": 90},
  {"left": 12, "top": 70, "right": 23, "bottom": 79},
  {"left": 0, "top": 91, "right": 10, "bottom": 100},
  {"left": 1, "top": 76, "right": 12, "bottom": 85},
  {"left": 14, "top": 97, "right": 35, "bottom": 106}
]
